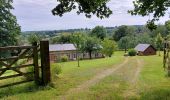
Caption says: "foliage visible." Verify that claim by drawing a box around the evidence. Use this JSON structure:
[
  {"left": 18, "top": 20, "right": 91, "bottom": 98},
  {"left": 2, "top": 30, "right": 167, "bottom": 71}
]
[
  {"left": 155, "top": 33, "right": 163, "bottom": 56},
  {"left": 71, "top": 32, "right": 85, "bottom": 67},
  {"left": 0, "top": 0, "right": 21, "bottom": 47},
  {"left": 82, "top": 36, "right": 101, "bottom": 59},
  {"left": 118, "top": 33, "right": 155, "bottom": 51},
  {"left": 71, "top": 32, "right": 85, "bottom": 50},
  {"left": 128, "top": 49, "right": 137, "bottom": 56},
  {"left": 52, "top": 0, "right": 112, "bottom": 19},
  {"left": 54, "top": 64, "right": 62, "bottom": 75},
  {"left": 0, "top": 0, "right": 21, "bottom": 58},
  {"left": 118, "top": 36, "right": 130, "bottom": 53},
  {"left": 165, "top": 20, "right": 170, "bottom": 32},
  {"left": 113, "top": 25, "right": 131, "bottom": 41},
  {"left": 129, "top": 0, "right": 170, "bottom": 30},
  {"left": 150, "top": 25, "right": 168, "bottom": 37},
  {"left": 56, "top": 33, "right": 72, "bottom": 43},
  {"left": 60, "top": 55, "right": 68, "bottom": 62},
  {"left": 90, "top": 26, "right": 107, "bottom": 40},
  {"left": 50, "top": 36, "right": 60, "bottom": 44},
  {"left": 101, "top": 38, "right": 116, "bottom": 57},
  {"left": 27, "top": 34, "right": 41, "bottom": 44}
]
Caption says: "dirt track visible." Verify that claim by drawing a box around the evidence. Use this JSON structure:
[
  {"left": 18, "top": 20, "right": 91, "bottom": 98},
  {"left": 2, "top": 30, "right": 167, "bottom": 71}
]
[{"left": 58, "top": 57, "right": 144, "bottom": 99}]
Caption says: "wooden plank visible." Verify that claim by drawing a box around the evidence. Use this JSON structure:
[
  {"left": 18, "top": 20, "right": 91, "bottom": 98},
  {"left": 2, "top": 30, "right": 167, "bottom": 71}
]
[
  {"left": 0, "top": 70, "right": 6, "bottom": 77},
  {"left": 0, "top": 64, "right": 33, "bottom": 71},
  {"left": 0, "top": 80, "right": 34, "bottom": 88},
  {"left": 0, "top": 49, "right": 33, "bottom": 78},
  {"left": 0, "top": 55, "right": 33, "bottom": 61},
  {"left": 0, "top": 61, "right": 9, "bottom": 67},
  {"left": 32, "top": 42, "right": 40, "bottom": 84},
  {"left": 40, "top": 40, "right": 51, "bottom": 85},
  {"left": 0, "top": 72, "right": 34, "bottom": 80},
  {"left": 0, "top": 46, "right": 35, "bottom": 51}
]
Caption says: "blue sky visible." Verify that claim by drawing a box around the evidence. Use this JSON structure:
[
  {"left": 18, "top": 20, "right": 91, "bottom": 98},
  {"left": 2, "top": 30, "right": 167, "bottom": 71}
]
[{"left": 12, "top": 0, "right": 169, "bottom": 31}]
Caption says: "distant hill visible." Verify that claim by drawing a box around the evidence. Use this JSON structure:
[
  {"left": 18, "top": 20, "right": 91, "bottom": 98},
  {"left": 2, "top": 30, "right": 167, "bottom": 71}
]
[{"left": 22, "top": 25, "right": 145, "bottom": 37}]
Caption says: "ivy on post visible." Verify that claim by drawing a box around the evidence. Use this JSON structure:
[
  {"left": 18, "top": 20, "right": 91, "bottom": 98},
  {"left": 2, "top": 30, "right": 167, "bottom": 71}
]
[{"left": 40, "top": 40, "right": 51, "bottom": 85}]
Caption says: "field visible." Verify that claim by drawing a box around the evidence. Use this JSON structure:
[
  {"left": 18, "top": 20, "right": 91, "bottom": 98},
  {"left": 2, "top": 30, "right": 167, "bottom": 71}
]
[{"left": 0, "top": 51, "right": 170, "bottom": 100}]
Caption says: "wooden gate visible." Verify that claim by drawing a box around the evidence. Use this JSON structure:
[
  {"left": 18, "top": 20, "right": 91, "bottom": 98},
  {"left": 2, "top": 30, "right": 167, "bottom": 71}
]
[{"left": 0, "top": 40, "right": 51, "bottom": 88}]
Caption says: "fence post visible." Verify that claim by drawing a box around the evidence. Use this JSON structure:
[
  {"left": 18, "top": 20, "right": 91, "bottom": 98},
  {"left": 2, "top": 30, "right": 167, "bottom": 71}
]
[
  {"left": 32, "top": 42, "right": 40, "bottom": 84},
  {"left": 40, "top": 40, "right": 51, "bottom": 85}
]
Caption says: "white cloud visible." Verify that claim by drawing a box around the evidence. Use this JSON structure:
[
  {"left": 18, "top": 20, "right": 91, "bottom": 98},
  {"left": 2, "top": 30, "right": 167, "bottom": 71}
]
[{"left": 12, "top": 0, "right": 169, "bottom": 31}]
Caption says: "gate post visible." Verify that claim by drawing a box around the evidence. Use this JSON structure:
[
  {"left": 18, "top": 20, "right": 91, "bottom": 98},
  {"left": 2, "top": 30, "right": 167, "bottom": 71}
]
[
  {"left": 40, "top": 40, "right": 51, "bottom": 85},
  {"left": 33, "top": 42, "right": 40, "bottom": 84}
]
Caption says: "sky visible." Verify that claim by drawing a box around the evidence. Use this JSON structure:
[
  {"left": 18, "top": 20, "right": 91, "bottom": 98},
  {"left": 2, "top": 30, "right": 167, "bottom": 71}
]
[{"left": 12, "top": 0, "right": 169, "bottom": 31}]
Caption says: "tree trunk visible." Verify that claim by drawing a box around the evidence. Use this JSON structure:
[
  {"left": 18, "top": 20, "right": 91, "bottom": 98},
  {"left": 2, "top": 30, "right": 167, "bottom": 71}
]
[
  {"left": 159, "top": 48, "right": 161, "bottom": 56},
  {"left": 77, "top": 50, "right": 80, "bottom": 67},
  {"left": 89, "top": 52, "right": 92, "bottom": 59},
  {"left": 125, "top": 45, "right": 127, "bottom": 53}
]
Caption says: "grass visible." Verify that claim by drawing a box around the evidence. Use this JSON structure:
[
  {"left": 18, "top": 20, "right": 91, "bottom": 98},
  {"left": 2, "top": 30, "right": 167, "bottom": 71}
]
[
  {"left": 1, "top": 51, "right": 170, "bottom": 100},
  {"left": 0, "top": 51, "right": 124, "bottom": 100},
  {"left": 137, "top": 54, "right": 170, "bottom": 100}
]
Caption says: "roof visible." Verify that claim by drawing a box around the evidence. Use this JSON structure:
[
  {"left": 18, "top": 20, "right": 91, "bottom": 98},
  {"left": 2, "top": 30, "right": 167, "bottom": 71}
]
[
  {"left": 49, "top": 44, "right": 76, "bottom": 52},
  {"left": 134, "top": 44, "right": 152, "bottom": 52}
]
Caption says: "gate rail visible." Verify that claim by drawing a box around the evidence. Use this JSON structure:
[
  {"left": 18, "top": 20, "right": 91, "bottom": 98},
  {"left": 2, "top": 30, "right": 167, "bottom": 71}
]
[{"left": 0, "top": 40, "right": 51, "bottom": 88}]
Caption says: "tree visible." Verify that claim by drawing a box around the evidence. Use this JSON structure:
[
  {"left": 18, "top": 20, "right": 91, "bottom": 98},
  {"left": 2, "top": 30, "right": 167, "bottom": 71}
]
[
  {"left": 57, "top": 33, "right": 72, "bottom": 43},
  {"left": 0, "top": 0, "right": 21, "bottom": 47},
  {"left": 27, "top": 34, "right": 41, "bottom": 44},
  {"left": 0, "top": 0, "right": 21, "bottom": 58},
  {"left": 101, "top": 38, "right": 116, "bottom": 57},
  {"left": 129, "top": 0, "right": 169, "bottom": 30},
  {"left": 90, "top": 26, "right": 107, "bottom": 40},
  {"left": 50, "top": 36, "right": 60, "bottom": 44},
  {"left": 52, "top": 0, "right": 112, "bottom": 19},
  {"left": 118, "top": 36, "right": 130, "bottom": 53},
  {"left": 165, "top": 20, "right": 170, "bottom": 33},
  {"left": 71, "top": 32, "right": 84, "bottom": 67},
  {"left": 113, "top": 25, "right": 129, "bottom": 41},
  {"left": 155, "top": 33, "right": 163, "bottom": 56},
  {"left": 150, "top": 25, "right": 168, "bottom": 38},
  {"left": 82, "top": 37, "right": 101, "bottom": 59}
]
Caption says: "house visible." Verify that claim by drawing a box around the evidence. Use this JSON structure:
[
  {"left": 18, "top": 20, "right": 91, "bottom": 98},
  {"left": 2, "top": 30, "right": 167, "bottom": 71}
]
[
  {"left": 134, "top": 44, "right": 156, "bottom": 56},
  {"left": 49, "top": 44, "right": 104, "bottom": 62}
]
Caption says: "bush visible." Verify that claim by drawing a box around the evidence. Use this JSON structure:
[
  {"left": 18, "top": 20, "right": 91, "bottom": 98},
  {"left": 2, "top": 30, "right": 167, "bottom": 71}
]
[
  {"left": 54, "top": 64, "right": 62, "bottom": 75},
  {"left": 60, "top": 55, "right": 68, "bottom": 62},
  {"left": 128, "top": 49, "right": 137, "bottom": 56}
]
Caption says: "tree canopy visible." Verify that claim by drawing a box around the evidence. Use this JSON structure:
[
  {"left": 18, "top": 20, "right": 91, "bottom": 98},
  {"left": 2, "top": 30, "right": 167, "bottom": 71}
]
[
  {"left": 0, "top": 0, "right": 21, "bottom": 47},
  {"left": 113, "top": 25, "right": 130, "bottom": 41},
  {"left": 90, "top": 26, "right": 107, "bottom": 40},
  {"left": 82, "top": 36, "right": 101, "bottom": 59},
  {"left": 155, "top": 33, "right": 163, "bottom": 56},
  {"left": 101, "top": 38, "right": 116, "bottom": 57},
  {"left": 129, "top": 0, "right": 170, "bottom": 30},
  {"left": 52, "top": 0, "right": 112, "bottom": 19}
]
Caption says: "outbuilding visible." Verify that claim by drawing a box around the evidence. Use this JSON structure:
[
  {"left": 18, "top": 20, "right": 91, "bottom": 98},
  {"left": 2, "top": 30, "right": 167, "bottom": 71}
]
[
  {"left": 134, "top": 44, "right": 156, "bottom": 56},
  {"left": 49, "top": 44, "right": 104, "bottom": 62}
]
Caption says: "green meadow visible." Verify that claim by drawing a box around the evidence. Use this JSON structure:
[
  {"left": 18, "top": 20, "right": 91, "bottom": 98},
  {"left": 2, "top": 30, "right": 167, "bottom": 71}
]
[{"left": 0, "top": 51, "right": 170, "bottom": 100}]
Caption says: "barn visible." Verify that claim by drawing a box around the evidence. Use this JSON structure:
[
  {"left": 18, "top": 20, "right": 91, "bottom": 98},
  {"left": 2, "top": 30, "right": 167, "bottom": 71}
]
[
  {"left": 49, "top": 44, "right": 104, "bottom": 62},
  {"left": 134, "top": 44, "right": 156, "bottom": 56}
]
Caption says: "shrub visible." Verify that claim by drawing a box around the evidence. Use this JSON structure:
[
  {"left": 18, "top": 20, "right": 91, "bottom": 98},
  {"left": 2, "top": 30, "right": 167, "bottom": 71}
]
[
  {"left": 128, "top": 49, "right": 137, "bottom": 56},
  {"left": 54, "top": 64, "right": 62, "bottom": 75},
  {"left": 60, "top": 55, "right": 68, "bottom": 62}
]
